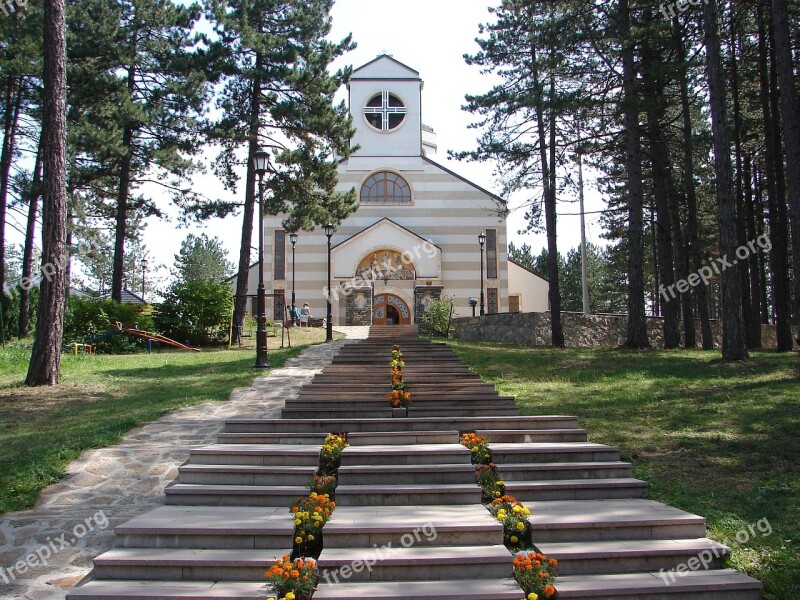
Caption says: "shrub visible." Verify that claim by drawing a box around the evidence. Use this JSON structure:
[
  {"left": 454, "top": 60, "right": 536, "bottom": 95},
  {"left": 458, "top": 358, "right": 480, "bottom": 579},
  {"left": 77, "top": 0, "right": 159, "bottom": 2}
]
[
  {"left": 319, "top": 434, "right": 348, "bottom": 476},
  {"left": 154, "top": 280, "right": 232, "bottom": 346},
  {"left": 461, "top": 432, "right": 492, "bottom": 465},
  {"left": 265, "top": 554, "right": 318, "bottom": 600},
  {"left": 513, "top": 551, "right": 558, "bottom": 599},
  {"left": 63, "top": 297, "right": 156, "bottom": 354},
  {"left": 418, "top": 296, "right": 454, "bottom": 337},
  {"left": 290, "top": 492, "right": 336, "bottom": 558}
]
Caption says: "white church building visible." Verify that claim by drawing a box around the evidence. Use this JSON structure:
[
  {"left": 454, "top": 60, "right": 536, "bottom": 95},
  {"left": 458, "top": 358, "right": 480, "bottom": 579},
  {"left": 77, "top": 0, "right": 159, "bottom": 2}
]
[{"left": 255, "top": 54, "right": 549, "bottom": 326}]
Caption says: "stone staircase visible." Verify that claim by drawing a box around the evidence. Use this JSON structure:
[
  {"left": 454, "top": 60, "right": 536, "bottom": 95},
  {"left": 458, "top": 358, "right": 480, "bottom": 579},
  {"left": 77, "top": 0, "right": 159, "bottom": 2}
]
[{"left": 68, "top": 324, "right": 762, "bottom": 599}]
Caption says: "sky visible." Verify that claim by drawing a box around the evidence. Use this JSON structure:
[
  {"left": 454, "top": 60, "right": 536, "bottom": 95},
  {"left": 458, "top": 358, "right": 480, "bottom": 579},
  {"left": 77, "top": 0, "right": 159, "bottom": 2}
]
[{"left": 6, "top": 0, "right": 608, "bottom": 293}]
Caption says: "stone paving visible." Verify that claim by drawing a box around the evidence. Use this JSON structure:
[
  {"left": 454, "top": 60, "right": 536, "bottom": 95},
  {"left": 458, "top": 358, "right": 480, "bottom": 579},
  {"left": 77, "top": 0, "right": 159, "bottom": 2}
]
[{"left": 0, "top": 339, "right": 349, "bottom": 600}]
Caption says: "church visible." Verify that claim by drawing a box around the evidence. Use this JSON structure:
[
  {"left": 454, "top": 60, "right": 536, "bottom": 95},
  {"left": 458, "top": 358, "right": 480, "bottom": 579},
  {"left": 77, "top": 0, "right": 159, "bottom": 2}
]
[{"left": 259, "top": 54, "right": 549, "bottom": 326}]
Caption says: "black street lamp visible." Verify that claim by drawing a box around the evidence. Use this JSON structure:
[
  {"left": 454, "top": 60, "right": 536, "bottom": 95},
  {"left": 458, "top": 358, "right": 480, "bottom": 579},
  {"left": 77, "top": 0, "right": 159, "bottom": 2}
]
[
  {"left": 252, "top": 147, "right": 271, "bottom": 369},
  {"left": 141, "top": 259, "right": 148, "bottom": 302},
  {"left": 478, "top": 232, "right": 486, "bottom": 316},
  {"left": 290, "top": 232, "right": 298, "bottom": 322},
  {"left": 324, "top": 223, "right": 334, "bottom": 342}
]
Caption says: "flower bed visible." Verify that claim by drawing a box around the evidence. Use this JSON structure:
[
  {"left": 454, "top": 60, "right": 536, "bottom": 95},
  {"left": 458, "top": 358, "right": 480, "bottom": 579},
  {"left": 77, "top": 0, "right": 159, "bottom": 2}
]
[
  {"left": 388, "top": 344, "right": 411, "bottom": 408},
  {"left": 513, "top": 551, "right": 558, "bottom": 599},
  {"left": 266, "top": 555, "right": 318, "bottom": 600},
  {"left": 319, "top": 433, "right": 348, "bottom": 476}
]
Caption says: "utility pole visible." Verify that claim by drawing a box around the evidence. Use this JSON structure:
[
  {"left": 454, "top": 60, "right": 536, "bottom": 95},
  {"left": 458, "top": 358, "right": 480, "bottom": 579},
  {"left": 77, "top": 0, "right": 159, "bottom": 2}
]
[{"left": 577, "top": 149, "right": 590, "bottom": 315}]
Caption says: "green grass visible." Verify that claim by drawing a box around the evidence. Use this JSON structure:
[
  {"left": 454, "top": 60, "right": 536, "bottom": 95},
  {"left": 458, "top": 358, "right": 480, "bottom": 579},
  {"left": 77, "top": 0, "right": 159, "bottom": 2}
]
[
  {"left": 0, "top": 328, "right": 338, "bottom": 515},
  {"left": 448, "top": 341, "right": 799, "bottom": 600}
]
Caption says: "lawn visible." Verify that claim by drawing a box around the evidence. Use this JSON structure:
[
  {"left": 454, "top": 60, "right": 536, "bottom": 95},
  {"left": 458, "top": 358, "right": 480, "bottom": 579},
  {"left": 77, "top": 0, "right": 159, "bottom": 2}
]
[
  {"left": 449, "top": 341, "right": 799, "bottom": 600},
  {"left": 0, "top": 327, "right": 338, "bottom": 515}
]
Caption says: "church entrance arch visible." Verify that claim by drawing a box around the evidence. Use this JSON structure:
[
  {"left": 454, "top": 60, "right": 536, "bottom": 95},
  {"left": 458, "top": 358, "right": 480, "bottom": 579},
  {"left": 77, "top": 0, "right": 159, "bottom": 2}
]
[{"left": 373, "top": 294, "right": 412, "bottom": 325}]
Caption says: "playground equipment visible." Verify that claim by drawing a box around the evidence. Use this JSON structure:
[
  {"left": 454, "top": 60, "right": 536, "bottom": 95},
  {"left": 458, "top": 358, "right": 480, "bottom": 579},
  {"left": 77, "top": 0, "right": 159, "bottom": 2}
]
[{"left": 76, "top": 322, "right": 200, "bottom": 354}]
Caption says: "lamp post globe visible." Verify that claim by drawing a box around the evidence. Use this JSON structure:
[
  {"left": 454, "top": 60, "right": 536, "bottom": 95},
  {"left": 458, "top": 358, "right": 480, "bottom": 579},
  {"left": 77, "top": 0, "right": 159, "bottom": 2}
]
[
  {"left": 324, "top": 223, "right": 335, "bottom": 342},
  {"left": 252, "top": 147, "right": 271, "bottom": 369}
]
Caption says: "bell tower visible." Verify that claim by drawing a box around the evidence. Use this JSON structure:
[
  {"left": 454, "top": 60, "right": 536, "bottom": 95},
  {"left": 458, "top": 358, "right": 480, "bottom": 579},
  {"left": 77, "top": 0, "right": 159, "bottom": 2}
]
[{"left": 347, "top": 54, "right": 423, "bottom": 158}]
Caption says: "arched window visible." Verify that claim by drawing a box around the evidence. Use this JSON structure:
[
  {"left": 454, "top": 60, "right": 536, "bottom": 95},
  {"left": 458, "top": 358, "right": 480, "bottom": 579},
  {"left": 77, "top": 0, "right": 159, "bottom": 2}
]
[
  {"left": 364, "top": 91, "right": 407, "bottom": 131},
  {"left": 360, "top": 171, "right": 412, "bottom": 205}
]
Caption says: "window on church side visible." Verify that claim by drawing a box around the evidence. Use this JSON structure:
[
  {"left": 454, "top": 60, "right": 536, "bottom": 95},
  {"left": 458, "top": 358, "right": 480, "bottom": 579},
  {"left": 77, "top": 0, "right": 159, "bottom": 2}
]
[
  {"left": 364, "top": 91, "right": 407, "bottom": 131},
  {"left": 486, "top": 229, "right": 498, "bottom": 279},
  {"left": 274, "top": 230, "right": 286, "bottom": 280},
  {"left": 488, "top": 288, "right": 498, "bottom": 314},
  {"left": 360, "top": 171, "right": 412, "bottom": 205},
  {"left": 274, "top": 289, "right": 285, "bottom": 321}
]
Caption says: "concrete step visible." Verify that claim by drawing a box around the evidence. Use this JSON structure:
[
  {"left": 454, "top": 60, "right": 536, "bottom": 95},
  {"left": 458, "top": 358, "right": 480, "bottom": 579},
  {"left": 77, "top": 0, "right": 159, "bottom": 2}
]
[
  {"left": 477, "top": 428, "right": 589, "bottom": 443},
  {"left": 185, "top": 444, "right": 320, "bottom": 466},
  {"left": 488, "top": 442, "right": 620, "bottom": 463},
  {"left": 323, "top": 505, "right": 503, "bottom": 548},
  {"left": 223, "top": 416, "right": 581, "bottom": 434},
  {"left": 497, "top": 461, "right": 633, "bottom": 481},
  {"left": 340, "top": 444, "right": 471, "bottom": 466},
  {"left": 312, "top": 579, "right": 524, "bottom": 599},
  {"left": 338, "top": 463, "right": 476, "bottom": 485},
  {"left": 347, "top": 430, "right": 460, "bottom": 445},
  {"left": 533, "top": 538, "right": 730, "bottom": 575},
  {"left": 177, "top": 464, "right": 317, "bottom": 486},
  {"left": 527, "top": 499, "right": 707, "bottom": 542},
  {"left": 406, "top": 406, "right": 520, "bottom": 418},
  {"left": 165, "top": 483, "right": 308, "bottom": 507},
  {"left": 553, "top": 569, "right": 762, "bottom": 599},
  {"left": 66, "top": 580, "right": 280, "bottom": 599},
  {"left": 215, "top": 432, "right": 326, "bottom": 445},
  {"left": 283, "top": 399, "right": 518, "bottom": 411},
  {"left": 91, "top": 547, "right": 289, "bottom": 581},
  {"left": 318, "top": 544, "right": 512, "bottom": 582},
  {"left": 335, "top": 483, "right": 482, "bottom": 506},
  {"left": 113, "top": 506, "right": 293, "bottom": 549},
  {"left": 504, "top": 478, "right": 648, "bottom": 501}
]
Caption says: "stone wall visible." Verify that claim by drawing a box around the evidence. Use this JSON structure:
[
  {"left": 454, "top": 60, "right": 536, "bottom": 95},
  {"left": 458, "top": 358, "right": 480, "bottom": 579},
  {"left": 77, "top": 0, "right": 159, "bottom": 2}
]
[
  {"left": 345, "top": 288, "right": 372, "bottom": 326},
  {"left": 452, "top": 311, "right": 798, "bottom": 350}
]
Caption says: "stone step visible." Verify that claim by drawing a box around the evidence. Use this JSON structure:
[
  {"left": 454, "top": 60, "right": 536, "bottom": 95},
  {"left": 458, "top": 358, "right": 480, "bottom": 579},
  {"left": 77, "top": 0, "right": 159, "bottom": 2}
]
[
  {"left": 488, "top": 442, "right": 620, "bottom": 463},
  {"left": 533, "top": 538, "right": 730, "bottom": 575},
  {"left": 496, "top": 461, "right": 634, "bottom": 481},
  {"left": 527, "top": 500, "right": 708, "bottom": 542},
  {"left": 312, "top": 578, "right": 524, "bottom": 599},
  {"left": 347, "top": 430, "right": 460, "bottom": 445},
  {"left": 223, "top": 416, "right": 581, "bottom": 434},
  {"left": 177, "top": 464, "right": 317, "bottom": 486},
  {"left": 280, "top": 406, "right": 521, "bottom": 419},
  {"left": 553, "top": 569, "right": 762, "bottom": 599},
  {"left": 323, "top": 505, "right": 504, "bottom": 548},
  {"left": 504, "top": 478, "right": 648, "bottom": 501},
  {"left": 285, "top": 396, "right": 517, "bottom": 408},
  {"left": 165, "top": 483, "right": 308, "bottom": 507},
  {"left": 66, "top": 580, "right": 281, "bottom": 599},
  {"left": 477, "top": 428, "right": 589, "bottom": 443},
  {"left": 335, "top": 483, "right": 482, "bottom": 506},
  {"left": 91, "top": 547, "right": 289, "bottom": 581},
  {"left": 293, "top": 391, "right": 508, "bottom": 401},
  {"left": 113, "top": 506, "right": 293, "bottom": 549},
  {"left": 185, "top": 444, "right": 320, "bottom": 466},
  {"left": 338, "top": 463, "right": 476, "bottom": 485},
  {"left": 317, "top": 544, "right": 512, "bottom": 582},
  {"left": 340, "top": 444, "right": 471, "bottom": 466},
  {"left": 215, "top": 432, "right": 326, "bottom": 445}
]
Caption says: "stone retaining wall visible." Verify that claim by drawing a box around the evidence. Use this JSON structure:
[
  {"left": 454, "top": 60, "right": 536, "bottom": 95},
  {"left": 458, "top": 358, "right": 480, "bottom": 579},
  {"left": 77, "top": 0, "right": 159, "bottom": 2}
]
[{"left": 451, "top": 311, "right": 798, "bottom": 350}]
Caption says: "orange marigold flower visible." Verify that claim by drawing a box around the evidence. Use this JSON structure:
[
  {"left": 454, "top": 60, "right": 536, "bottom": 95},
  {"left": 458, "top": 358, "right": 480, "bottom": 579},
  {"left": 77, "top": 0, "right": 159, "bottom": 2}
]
[{"left": 544, "top": 584, "right": 556, "bottom": 596}]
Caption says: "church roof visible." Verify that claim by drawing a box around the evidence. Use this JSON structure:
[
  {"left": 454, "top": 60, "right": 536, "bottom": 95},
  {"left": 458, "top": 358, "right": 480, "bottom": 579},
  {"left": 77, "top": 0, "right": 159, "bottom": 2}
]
[
  {"left": 350, "top": 54, "right": 420, "bottom": 80},
  {"left": 422, "top": 156, "right": 507, "bottom": 206},
  {"left": 331, "top": 218, "right": 442, "bottom": 252}
]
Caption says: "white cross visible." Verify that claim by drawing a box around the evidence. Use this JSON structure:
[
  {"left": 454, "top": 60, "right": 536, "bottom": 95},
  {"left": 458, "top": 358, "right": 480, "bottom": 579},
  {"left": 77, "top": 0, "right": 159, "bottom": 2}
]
[{"left": 364, "top": 90, "right": 407, "bottom": 131}]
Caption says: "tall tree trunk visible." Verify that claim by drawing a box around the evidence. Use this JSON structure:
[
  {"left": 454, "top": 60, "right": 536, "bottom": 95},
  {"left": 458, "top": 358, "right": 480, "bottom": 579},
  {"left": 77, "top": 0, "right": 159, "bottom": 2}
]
[
  {"left": 729, "top": 11, "right": 755, "bottom": 348},
  {"left": 621, "top": 0, "right": 648, "bottom": 348},
  {"left": 743, "top": 155, "right": 762, "bottom": 347},
  {"left": 27, "top": 0, "right": 68, "bottom": 386},
  {"left": 19, "top": 133, "right": 44, "bottom": 338},
  {"left": 112, "top": 114, "right": 135, "bottom": 300},
  {"left": 772, "top": 0, "right": 800, "bottom": 329},
  {"left": 759, "top": 4, "right": 794, "bottom": 350},
  {"left": 704, "top": 0, "right": 748, "bottom": 360},
  {"left": 1, "top": 75, "right": 22, "bottom": 304},
  {"left": 231, "top": 53, "right": 263, "bottom": 345},
  {"left": 675, "top": 16, "right": 713, "bottom": 348}
]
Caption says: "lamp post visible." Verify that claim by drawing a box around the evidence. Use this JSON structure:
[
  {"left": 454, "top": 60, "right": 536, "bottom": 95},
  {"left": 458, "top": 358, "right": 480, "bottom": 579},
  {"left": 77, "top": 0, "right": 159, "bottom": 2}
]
[
  {"left": 252, "top": 147, "right": 271, "bottom": 369},
  {"left": 478, "top": 232, "right": 486, "bottom": 316},
  {"left": 289, "top": 232, "right": 298, "bottom": 323},
  {"left": 141, "top": 259, "right": 148, "bottom": 302},
  {"left": 324, "top": 223, "right": 334, "bottom": 342}
]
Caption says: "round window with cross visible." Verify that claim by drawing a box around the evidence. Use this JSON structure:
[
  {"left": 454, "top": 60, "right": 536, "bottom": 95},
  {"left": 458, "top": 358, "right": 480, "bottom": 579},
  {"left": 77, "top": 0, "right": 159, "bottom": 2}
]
[{"left": 364, "top": 91, "right": 407, "bottom": 131}]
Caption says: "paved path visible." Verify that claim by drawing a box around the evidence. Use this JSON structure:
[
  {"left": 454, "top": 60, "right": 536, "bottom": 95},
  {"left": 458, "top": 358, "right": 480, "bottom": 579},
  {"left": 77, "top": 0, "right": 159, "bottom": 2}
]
[{"left": 0, "top": 341, "right": 347, "bottom": 600}]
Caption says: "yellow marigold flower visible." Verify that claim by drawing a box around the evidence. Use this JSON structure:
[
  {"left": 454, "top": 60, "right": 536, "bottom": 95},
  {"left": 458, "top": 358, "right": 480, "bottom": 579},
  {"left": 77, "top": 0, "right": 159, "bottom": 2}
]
[
  {"left": 294, "top": 536, "right": 302, "bottom": 544},
  {"left": 528, "top": 594, "right": 539, "bottom": 600},
  {"left": 510, "top": 535, "right": 519, "bottom": 543},
  {"left": 516, "top": 521, "right": 526, "bottom": 531},
  {"left": 308, "top": 534, "right": 315, "bottom": 541},
  {"left": 286, "top": 593, "right": 296, "bottom": 600}
]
